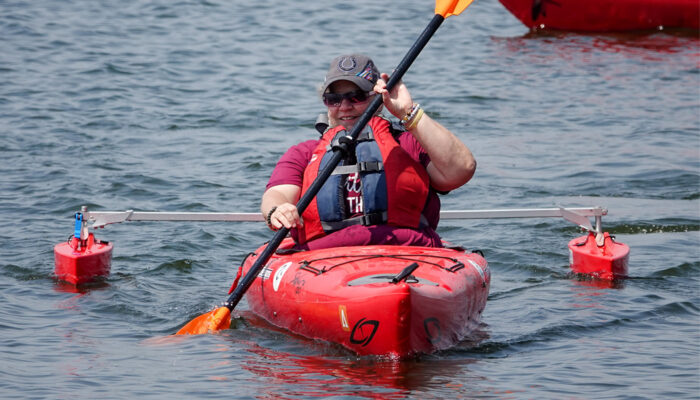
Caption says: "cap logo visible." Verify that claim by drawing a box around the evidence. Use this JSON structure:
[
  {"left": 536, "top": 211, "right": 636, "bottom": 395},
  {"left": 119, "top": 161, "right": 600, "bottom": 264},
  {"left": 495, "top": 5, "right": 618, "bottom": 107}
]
[
  {"left": 337, "top": 56, "right": 357, "bottom": 72},
  {"left": 356, "top": 61, "right": 376, "bottom": 82}
]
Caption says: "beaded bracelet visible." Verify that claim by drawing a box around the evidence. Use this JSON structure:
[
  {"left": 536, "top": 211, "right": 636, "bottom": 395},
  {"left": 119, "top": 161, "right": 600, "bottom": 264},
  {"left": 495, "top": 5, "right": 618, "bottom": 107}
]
[
  {"left": 401, "top": 103, "right": 424, "bottom": 131},
  {"left": 401, "top": 103, "right": 419, "bottom": 125},
  {"left": 266, "top": 206, "right": 278, "bottom": 230},
  {"left": 404, "top": 107, "right": 424, "bottom": 131}
]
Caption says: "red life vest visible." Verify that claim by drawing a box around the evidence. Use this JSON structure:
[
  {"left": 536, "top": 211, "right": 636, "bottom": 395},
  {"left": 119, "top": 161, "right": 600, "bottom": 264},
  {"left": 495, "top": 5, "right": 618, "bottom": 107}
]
[{"left": 297, "top": 116, "right": 430, "bottom": 245}]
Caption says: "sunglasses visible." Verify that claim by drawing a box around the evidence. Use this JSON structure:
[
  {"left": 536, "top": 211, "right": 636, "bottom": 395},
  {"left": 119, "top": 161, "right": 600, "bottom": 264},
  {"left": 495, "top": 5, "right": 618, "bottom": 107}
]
[{"left": 322, "top": 90, "right": 374, "bottom": 107}]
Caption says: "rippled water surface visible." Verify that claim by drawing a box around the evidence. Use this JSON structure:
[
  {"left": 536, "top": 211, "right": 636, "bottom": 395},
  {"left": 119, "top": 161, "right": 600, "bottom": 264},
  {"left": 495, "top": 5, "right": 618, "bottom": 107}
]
[{"left": 1, "top": 0, "right": 699, "bottom": 399}]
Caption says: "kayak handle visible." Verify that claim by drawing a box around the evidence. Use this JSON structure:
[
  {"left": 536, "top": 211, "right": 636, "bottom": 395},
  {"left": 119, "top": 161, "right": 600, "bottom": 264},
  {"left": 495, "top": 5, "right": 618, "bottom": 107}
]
[{"left": 392, "top": 262, "right": 420, "bottom": 284}]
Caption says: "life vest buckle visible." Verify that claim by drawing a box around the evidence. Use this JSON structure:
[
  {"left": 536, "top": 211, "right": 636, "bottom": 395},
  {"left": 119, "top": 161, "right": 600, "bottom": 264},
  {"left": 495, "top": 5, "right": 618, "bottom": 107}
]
[
  {"left": 357, "top": 161, "right": 383, "bottom": 173},
  {"left": 360, "top": 212, "right": 387, "bottom": 226}
]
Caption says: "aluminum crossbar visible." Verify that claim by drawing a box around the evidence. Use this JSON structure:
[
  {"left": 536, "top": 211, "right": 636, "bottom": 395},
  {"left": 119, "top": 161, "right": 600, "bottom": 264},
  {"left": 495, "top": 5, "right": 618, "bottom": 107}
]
[{"left": 84, "top": 207, "right": 606, "bottom": 229}]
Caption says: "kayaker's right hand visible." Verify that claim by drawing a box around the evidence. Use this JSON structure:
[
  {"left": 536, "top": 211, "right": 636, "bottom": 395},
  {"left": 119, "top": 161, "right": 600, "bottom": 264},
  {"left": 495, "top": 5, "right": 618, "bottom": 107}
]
[
  {"left": 262, "top": 184, "right": 303, "bottom": 231},
  {"left": 269, "top": 202, "right": 303, "bottom": 230}
]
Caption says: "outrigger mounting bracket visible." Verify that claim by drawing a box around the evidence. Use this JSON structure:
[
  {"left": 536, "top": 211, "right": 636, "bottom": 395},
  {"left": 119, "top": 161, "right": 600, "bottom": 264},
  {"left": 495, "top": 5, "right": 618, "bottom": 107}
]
[
  {"left": 558, "top": 207, "right": 605, "bottom": 246},
  {"left": 91, "top": 210, "right": 134, "bottom": 229}
]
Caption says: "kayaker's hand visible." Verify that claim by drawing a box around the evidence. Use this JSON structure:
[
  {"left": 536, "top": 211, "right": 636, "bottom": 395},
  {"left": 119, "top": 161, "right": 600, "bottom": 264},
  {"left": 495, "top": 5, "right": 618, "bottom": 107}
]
[
  {"left": 374, "top": 72, "right": 413, "bottom": 121},
  {"left": 269, "top": 202, "right": 303, "bottom": 230}
]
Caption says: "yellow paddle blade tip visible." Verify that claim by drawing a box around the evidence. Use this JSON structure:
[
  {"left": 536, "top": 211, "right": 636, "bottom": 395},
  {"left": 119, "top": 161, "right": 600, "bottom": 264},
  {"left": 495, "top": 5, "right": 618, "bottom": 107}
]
[
  {"left": 435, "top": 0, "right": 474, "bottom": 17},
  {"left": 175, "top": 307, "right": 231, "bottom": 335}
]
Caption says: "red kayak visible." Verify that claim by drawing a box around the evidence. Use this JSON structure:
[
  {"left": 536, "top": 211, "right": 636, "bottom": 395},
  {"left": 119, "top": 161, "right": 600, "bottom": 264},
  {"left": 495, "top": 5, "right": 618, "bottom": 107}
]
[
  {"left": 499, "top": 0, "right": 700, "bottom": 31},
  {"left": 237, "top": 238, "right": 490, "bottom": 358}
]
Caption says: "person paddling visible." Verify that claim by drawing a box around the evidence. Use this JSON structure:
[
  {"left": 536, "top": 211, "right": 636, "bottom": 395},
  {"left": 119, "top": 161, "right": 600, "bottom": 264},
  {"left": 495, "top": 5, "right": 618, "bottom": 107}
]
[{"left": 261, "top": 54, "right": 475, "bottom": 250}]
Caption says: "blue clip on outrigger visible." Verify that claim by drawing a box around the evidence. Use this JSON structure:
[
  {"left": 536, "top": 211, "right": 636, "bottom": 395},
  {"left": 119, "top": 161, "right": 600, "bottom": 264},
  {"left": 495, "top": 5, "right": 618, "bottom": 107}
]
[{"left": 74, "top": 212, "right": 83, "bottom": 250}]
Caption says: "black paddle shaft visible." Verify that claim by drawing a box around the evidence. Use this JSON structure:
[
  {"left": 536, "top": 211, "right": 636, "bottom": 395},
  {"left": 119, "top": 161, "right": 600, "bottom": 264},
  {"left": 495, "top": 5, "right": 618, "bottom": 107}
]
[{"left": 223, "top": 14, "right": 446, "bottom": 311}]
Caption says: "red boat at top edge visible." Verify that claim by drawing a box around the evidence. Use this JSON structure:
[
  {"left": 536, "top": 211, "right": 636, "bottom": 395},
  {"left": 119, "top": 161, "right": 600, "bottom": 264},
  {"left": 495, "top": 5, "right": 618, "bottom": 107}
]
[{"left": 499, "top": 0, "right": 700, "bottom": 31}]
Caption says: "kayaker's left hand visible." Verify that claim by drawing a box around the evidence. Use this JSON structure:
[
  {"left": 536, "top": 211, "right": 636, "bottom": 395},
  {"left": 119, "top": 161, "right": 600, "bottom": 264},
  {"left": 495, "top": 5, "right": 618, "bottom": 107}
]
[{"left": 374, "top": 73, "right": 414, "bottom": 121}]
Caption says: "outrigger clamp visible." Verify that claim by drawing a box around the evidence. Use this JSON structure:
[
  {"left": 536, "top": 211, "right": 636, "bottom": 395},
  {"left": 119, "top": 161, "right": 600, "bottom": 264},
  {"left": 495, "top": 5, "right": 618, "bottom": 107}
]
[
  {"left": 90, "top": 210, "right": 135, "bottom": 229},
  {"left": 558, "top": 207, "right": 605, "bottom": 246},
  {"left": 74, "top": 212, "right": 82, "bottom": 239},
  {"left": 73, "top": 212, "right": 83, "bottom": 250},
  {"left": 72, "top": 206, "right": 91, "bottom": 250}
]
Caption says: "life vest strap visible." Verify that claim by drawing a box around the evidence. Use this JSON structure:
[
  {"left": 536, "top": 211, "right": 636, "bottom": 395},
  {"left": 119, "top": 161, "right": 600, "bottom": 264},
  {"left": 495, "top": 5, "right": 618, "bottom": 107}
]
[
  {"left": 320, "top": 211, "right": 388, "bottom": 231},
  {"left": 331, "top": 161, "right": 383, "bottom": 175},
  {"left": 319, "top": 211, "right": 431, "bottom": 233}
]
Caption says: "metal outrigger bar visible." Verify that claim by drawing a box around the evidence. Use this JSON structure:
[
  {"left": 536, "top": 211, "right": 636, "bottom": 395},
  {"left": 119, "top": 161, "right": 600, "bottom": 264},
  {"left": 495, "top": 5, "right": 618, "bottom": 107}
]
[
  {"left": 86, "top": 209, "right": 262, "bottom": 229},
  {"left": 83, "top": 206, "right": 607, "bottom": 226},
  {"left": 82, "top": 205, "right": 607, "bottom": 240}
]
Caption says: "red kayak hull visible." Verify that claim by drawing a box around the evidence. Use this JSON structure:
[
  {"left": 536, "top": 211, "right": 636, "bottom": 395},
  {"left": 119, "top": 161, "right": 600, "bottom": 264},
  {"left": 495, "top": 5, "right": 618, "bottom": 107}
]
[
  {"left": 568, "top": 232, "right": 629, "bottom": 280},
  {"left": 239, "top": 239, "right": 490, "bottom": 358},
  {"left": 499, "top": 0, "right": 700, "bottom": 31},
  {"left": 54, "top": 234, "right": 112, "bottom": 285}
]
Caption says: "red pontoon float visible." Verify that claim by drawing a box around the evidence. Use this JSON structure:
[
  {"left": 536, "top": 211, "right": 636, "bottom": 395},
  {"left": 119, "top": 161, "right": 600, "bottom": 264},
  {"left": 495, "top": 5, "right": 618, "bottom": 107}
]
[
  {"left": 499, "top": 0, "right": 700, "bottom": 31},
  {"left": 569, "top": 232, "right": 629, "bottom": 281},
  {"left": 558, "top": 207, "right": 629, "bottom": 280},
  {"left": 53, "top": 207, "right": 113, "bottom": 285}
]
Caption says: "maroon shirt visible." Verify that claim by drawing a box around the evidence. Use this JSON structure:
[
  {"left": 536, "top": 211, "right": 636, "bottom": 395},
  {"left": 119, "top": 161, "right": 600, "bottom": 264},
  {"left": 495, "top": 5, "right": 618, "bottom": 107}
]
[{"left": 266, "top": 130, "right": 443, "bottom": 250}]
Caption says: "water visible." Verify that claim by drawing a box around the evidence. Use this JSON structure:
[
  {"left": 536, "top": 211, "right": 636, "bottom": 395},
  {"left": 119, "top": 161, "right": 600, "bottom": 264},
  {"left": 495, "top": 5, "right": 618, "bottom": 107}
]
[{"left": 1, "top": 0, "right": 699, "bottom": 398}]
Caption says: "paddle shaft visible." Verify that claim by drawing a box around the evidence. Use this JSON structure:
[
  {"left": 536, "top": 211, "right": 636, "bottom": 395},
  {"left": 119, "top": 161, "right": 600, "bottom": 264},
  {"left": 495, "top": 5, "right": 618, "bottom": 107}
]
[{"left": 222, "top": 14, "right": 447, "bottom": 311}]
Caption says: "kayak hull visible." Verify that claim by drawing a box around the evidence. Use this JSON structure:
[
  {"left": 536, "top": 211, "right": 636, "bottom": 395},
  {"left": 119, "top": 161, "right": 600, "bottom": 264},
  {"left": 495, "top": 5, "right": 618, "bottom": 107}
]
[
  {"left": 499, "top": 0, "right": 700, "bottom": 31},
  {"left": 239, "top": 239, "right": 490, "bottom": 358}
]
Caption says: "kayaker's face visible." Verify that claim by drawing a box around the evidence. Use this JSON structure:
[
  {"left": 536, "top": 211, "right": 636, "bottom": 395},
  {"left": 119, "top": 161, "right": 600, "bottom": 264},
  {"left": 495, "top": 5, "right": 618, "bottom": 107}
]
[{"left": 324, "top": 80, "right": 374, "bottom": 131}]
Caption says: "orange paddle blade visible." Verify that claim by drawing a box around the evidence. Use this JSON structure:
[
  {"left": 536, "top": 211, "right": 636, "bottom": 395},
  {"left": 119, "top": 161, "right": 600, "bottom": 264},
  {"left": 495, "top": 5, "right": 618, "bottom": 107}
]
[
  {"left": 175, "top": 307, "right": 231, "bottom": 335},
  {"left": 435, "top": 0, "right": 474, "bottom": 17}
]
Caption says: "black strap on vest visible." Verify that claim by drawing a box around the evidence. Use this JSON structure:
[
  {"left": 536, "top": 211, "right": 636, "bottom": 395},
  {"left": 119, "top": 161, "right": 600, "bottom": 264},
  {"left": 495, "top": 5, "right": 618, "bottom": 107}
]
[
  {"left": 331, "top": 161, "right": 383, "bottom": 175},
  {"left": 320, "top": 211, "right": 388, "bottom": 231}
]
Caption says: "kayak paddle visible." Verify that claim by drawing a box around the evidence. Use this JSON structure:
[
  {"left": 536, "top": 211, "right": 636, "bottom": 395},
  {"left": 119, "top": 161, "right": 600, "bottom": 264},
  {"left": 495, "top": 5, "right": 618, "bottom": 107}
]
[{"left": 175, "top": 0, "right": 475, "bottom": 335}]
